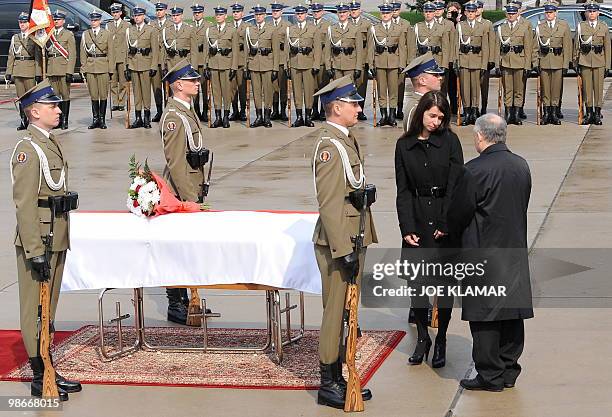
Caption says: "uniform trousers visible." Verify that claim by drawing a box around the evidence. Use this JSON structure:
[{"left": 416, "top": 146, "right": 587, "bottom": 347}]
[
  {"left": 502, "top": 68, "right": 524, "bottom": 106},
  {"left": 376, "top": 68, "right": 399, "bottom": 109},
  {"left": 48, "top": 76, "right": 70, "bottom": 101},
  {"left": 14, "top": 77, "right": 36, "bottom": 98},
  {"left": 397, "top": 71, "right": 406, "bottom": 111},
  {"left": 85, "top": 73, "right": 110, "bottom": 101},
  {"left": 460, "top": 68, "right": 481, "bottom": 108},
  {"left": 111, "top": 62, "right": 127, "bottom": 106},
  {"left": 291, "top": 68, "right": 315, "bottom": 110},
  {"left": 211, "top": 69, "right": 233, "bottom": 111},
  {"left": 251, "top": 70, "right": 273, "bottom": 109},
  {"left": 540, "top": 69, "right": 562, "bottom": 106},
  {"left": 580, "top": 66, "right": 605, "bottom": 107},
  {"left": 132, "top": 70, "right": 152, "bottom": 111},
  {"left": 232, "top": 65, "right": 247, "bottom": 109},
  {"left": 273, "top": 64, "right": 288, "bottom": 105},
  {"left": 151, "top": 67, "right": 165, "bottom": 105}
]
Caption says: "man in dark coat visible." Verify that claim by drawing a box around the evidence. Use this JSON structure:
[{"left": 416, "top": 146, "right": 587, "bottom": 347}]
[{"left": 449, "top": 113, "right": 533, "bottom": 392}]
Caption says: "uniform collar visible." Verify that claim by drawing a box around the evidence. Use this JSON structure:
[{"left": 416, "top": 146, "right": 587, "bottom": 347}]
[
  {"left": 29, "top": 123, "right": 51, "bottom": 139},
  {"left": 173, "top": 97, "right": 191, "bottom": 110},
  {"left": 137, "top": 22, "right": 145, "bottom": 30},
  {"left": 326, "top": 121, "right": 349, "bottom": 138}
]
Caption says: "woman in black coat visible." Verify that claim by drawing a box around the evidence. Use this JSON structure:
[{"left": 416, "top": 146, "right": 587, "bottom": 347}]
[{"left": 394, "top": 91, "right": 464, "bottom": 368}]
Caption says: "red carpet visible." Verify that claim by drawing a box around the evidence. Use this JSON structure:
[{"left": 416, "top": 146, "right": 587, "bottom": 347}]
[{"left": 1, "top": 326, "right": 404, "bottom": 389}]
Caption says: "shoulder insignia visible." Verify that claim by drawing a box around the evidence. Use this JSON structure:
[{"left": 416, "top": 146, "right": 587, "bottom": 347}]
[
  {"left": 16, "top": 151, "right": 27, "bottom": 163},
  {"left": 166, "top": 121, "right": 177, "bottom": 131},
  {"left": 319, "top": 150, "right": 332, "bottom": 163}
]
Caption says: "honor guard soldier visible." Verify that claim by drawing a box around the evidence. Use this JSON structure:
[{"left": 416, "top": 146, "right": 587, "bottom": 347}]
[
  {"left": 391, "top": 2, "right": 415, "bottom": 121},
  {"left": 311, "top": 2, "right": 330, "bottom": 121},
  {"left": 434, "top": 1, "right": 457, "bottom": 111},
  {"left": 245, "top": 5, "right": 279, "bottom": 128},
  {"left": 269, "top": 3, "right": 290, "bottom": 121},
  {"left": 350, "top": 1, "right": 372, "bottom": 120},
  {"left": 455, "top": 2, "right": 489, "bottom": 125},
  {"left": 151, "top": 2, "right": 172, "bottom": 122},
  {"left": 7, "top": 12, "right": 42, "bottom": 131},
  {"left": 160, "top": 60, "right": 212, "bottom": 323},
  {"left": 512, "top": 0, "right": 532, "bottom": 120},
  {"left": 46, "top": 11, "right": 76, "bottom": 130},
  {"left": 162, "top": 7, "right": 198, "bottom": 78},
  {"left": 494, "top": 4, "right": 532, "bottom": 125},
  {"left": 81, "top": 10, "right": 115, "bottom": 129},
  {"left": 125, "top": 6, "right": 160, "bottom": 129},
  {"left": 325, "top": 3, "right": 364, "bottom": 83},
  {"left": 206, "top": 6, "right": 240, "bottom": 128},
  {"left": 287, "top": 4, "right": 322, "bottom": 127},
  {"left": 311, "top": 75, "right": 375, "bottom": 409},
  {"left": 230, "top": 3, "right": 249, "bottom": 121},
  {"left": 191, "top": 3, "right": 210, "bottom": 123},
  {"left": 476, "top": 0, "right": 495, "bottom": 115},
  {"left": 534, "top": 2, "right": 572, "bottom": 125},
  {"left": 106, "top": 3, "right": 130, "bottom": 112},
  {"left": 369, "top": 2, "right": 407, "bottom": 127},
  {"left": 575, "top": 1, "right": 610, "bottom": 125},
  {"left": 11, "top": 80, "right": 82, "bottom": 401},
  {"left": 401, "top": 52, "right": 444, "bottom": 131}
]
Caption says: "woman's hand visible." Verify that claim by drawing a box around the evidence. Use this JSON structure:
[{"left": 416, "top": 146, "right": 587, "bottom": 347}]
[
  {"left": 403, "top": 234, "right": 420, "bottom": 247},
  {"left": 433, "top": 230, "right": 447, "bottom": 240}
]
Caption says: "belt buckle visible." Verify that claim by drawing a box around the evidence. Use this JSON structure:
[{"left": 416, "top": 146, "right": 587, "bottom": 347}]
[{"left": 430, "top": 186, "right": 440, "bottom": 197}]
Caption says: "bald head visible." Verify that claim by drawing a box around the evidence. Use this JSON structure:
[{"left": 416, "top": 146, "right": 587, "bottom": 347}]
[{"left": 474, "top": 113, "right": 507, "bottom": 153}]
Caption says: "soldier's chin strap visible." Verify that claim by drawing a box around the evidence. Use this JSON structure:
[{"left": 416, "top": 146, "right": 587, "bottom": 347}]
[{"left": 312, "top": 136, "right": 365, "bottom": 195}]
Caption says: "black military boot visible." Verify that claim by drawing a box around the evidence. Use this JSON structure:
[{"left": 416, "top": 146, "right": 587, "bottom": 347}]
[
  {"left": 541, "top": 106, "right": 550, "bottom": 125},
  {"left": 396, "top": 106, "right": 404, "bottom": 120},
  {"left": 594, "top": 107, "right": 603, "bottom": 125},
  {"left": 239, "top": 104, "right": 247, "bottom": 121},
  {"left": 550, "top": 106, "right": 561, "bottom": 125},
  {"left": 317, "top": 362, "right": 345, "bottom": 409},
  {"left": 388, "top": 108, "right": 397, "bottom": 127},
  {"left": 280, "top": 100, "right": 288, "bottom": 121},
  {"left": 334, "top": 358, "right": 372, "bottom": 401},
  {"left": 211, "top": 110, "right": 223, "bottom": 128},
  {"left": 512, "top": 106, "right": 522, "bottom": 125},
  {"left": 222, "top": 110, "right": 230, "bottom": 128},
  {"left": 270, "top": 101, "right": 280, "bottom": 120},
  {"left": 98, "top": 100, "right": 108, "bottom": 129},
  {"left": 17, "top": 105, "right": 28, "bottom": 130},
  {"left": 229, "top": 98, "right": 240, "bottom": 121},
  {"left": 251, "top": 109, "right": 264, "bottom": 127},
  {"left": 143, "top": 110, "right": 152, "bottom": 129},
  {"left": 377, "top": 108, "right": 388, "bottom": 127},
  {"left": 292, "top": 109, "right": 304, "bottom": 127},
  {"left": 49, "top": 350, "right": 82, "bottom": 393},
  {"left": 305, "top": 108, "right": 315, "bottom": 127},
  {"left": 263, "top": 108, "right": 273, "bottom": 128},
  {"left": 556, "top": 106, "right": 564, "bottom": 119},
  {"left": 62, "top": 101, "right": 71, "bottom": 130},
  {"left": 88, "top": 101, "right": 100, "bottom": 129},
  {"left": 518, "top": 106, "right": 527, "bottom": 119},
  {"left": 130, "top": 111, "right": 143, "bottom": 129},
  {"left": 319, "top": 103, "right": 326, "bottom": 121},
  {"left": 504, "top": 106, "right": 510, "bottom": 123},
  {"left": 29, "top": 357, "right": 69, "bottom": 401},
  {"left": 166, "top": 288, "right": 188, "bottom": 324},
  {"left": 152, "top": 91, "right": 163, "bottom": 122},
  {"left": 581, "top": 108, "right": 592, "bottom": 125}
]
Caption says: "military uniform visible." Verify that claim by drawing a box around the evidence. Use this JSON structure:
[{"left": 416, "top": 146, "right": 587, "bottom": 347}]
[
  {"left": 325, "top": 10, "right": 364, "bottom": 80},
  {"left": 435, "top": 1, "right": 457, "bottom": 111},
  {"left": 230, "top": 4, "right": 249, "bottom": 121},
  {"left": 515, "top": 2, "right": 533, "bottom": 118},
  {"left": 534, "top": 3, "right": 572, "bottom": 125},
  {"left": 312, "top": 76, "right": 375, "bottom": 409},
  {"left": 150, "top": 6, "right": 173, "bottom": 121},
  {"left": 126, "top": 7, "right": 160, "bottom": 129},
  {"left": 574, "top": 2, "right": 611, "bottom": 125},
  {"left": 11, "top": 81, "right": 81, "bottom": 400},
  {"left": 106, "top": 4, "right": 131, "bottom": 111},
  {"left": 476, "top": 5, "right": 495, "bottom": 114},
  {"left": 191, "top": 10, "right": 211, "bottom": 123},
  {"left": 392, "top": 3, "right": 415, "bottom": 119},
  {"left": 45, "top": 12, "right": 76, "bottom": 130},
  {"left": 161, "top": 8, "right": 198, "bottom": 70},
  {"left": 271, "top": 5, "right": 290, "bottom": 121},
  {"left": 245, "top": 8, "right": 280, "bottom": 128},
  {"left": 350, "top": 3, "right": 372, "bottom": 120},
  {"left": 312, "top": 5, "right": 331, "bottom": 120},
  {"left": 80, "top": 11, "right": 115, "bottom": 129},
  {"left": 287, "top": 7, "right": 322, "bottom": 127}
]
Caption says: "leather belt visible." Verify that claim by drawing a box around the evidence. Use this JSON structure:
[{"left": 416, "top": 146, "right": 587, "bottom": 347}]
[
  {"left": 16, "top": 56, "right": 35, "bottom": 61},
  {"left": 412, "top": 186, "right": 446, "bottom": 198},
  {"left": 88, "top": 53, "right": 107, "bottom": 58}
]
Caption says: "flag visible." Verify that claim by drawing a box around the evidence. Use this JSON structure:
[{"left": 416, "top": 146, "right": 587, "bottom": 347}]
[{"left": 26, "top": 0, "right": 69, "bottom": 59}]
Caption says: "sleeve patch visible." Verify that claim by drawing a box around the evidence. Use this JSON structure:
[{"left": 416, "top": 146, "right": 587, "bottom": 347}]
[
  {"left": 16, "top": 151, "right": 27, "bottom": 163},
  {"left": 319, "top": 150, "right": 332, "bottom": 163},
  {"left": 166, "top": 121, "right": 177, "bottom": 131}
]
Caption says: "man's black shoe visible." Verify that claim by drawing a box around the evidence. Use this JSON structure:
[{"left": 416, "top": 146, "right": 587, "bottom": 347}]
[{"left": 460, "top": 377, "right": 503, "bottom": 392}]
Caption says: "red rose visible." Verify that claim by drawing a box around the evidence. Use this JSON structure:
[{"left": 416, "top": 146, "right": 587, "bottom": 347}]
[
  {"left": 135, "top": 185, "right": 142, "bottom": 193},
  {"left": 133, "top": 199, "right": 139, "bottom": 208}
]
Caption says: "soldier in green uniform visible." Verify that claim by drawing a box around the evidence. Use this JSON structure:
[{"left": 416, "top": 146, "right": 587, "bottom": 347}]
[
  {"left": 287, "top": 4, "right": 322, "bottom": 127},
  {"left": 151, "top": 2, "right": 172, "bottom": 122},
  {"left": 476, "top": 0, "right": 495, "bottom": 115},
  {"left": 369, "top": 2, "right": 407, "bottom": 127},
  {"left": 350, "top": 1, "right": 371, "bottom": 121},
  {"left": 269, "top": 3, "right": 290, "bottom": 121},
  {"left": 494, "top": 4, "right": 532, "bottom": 125},
  {"left": 434, "top": 1, "right": 457, "bottom": 112},
  {"left": 46, "top": 11, "right": 76, "bottom": 130},
  {"left": 402, "top": 52, "right": 444, "bottom": 131},
  {"left": 311, "top": 2, "right": 330, "bottom": 121},
  {"left": 206, "top": 6, "right": 240, "bottom": 128},
  {"left": 245, "top": 5, "right": 279, "bottom": 128},
  {"left": 391, "top": 2, "right": 414, "bottom": 121},
  {"left": 11, "top": 80, "right": 82, "bottom": 401},
  {"left": 574, "top": 1, "right": 610, "bottom": 125},
  {"left": 106, "top": 3, "right": 130, "bottom": 112},
  {"left": 162, "top": 7, "right": 198, "bottom": 71},
  {"left": 80, "top": 10, "right": 115, "bottom": 129},
  {"left": 125, "top": 6, "right": 160, "bottom": 129},
  {"left": 190, "top": 3, "right": 210, "bottom": 123},
  {"left": 6, "top": 13, "right": 42, "bottom": 131},
  {"left": 312, "top": 75, "right": 374, "bottom": 409},
  {"left": 455, "top": 2, "right": 489, "bottom": 125},
  {"left": 326, "top": 3, "right": 363, "bottom": 84},
  {"left": 511, "top": 0, "right": 532, "bottom": 120},
  {"left": 534, "top": 2, "right": 572, "bottom": 125},
  {"left": 230, "top": 3, "right": 249, "bottom": 122}
]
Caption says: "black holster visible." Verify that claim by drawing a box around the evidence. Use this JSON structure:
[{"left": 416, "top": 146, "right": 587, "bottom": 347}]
[
  {"left": 348, "top": 184, "right": 376, "bottom": 210},
  {"left": 186, "top": 149, "right": 210, "bottom": 170},
  {"left": 47, "top": 192, "right": 79, "bottom": 215}
]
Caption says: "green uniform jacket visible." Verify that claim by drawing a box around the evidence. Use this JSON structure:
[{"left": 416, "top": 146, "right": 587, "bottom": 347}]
[
  {"left": 192, "top": 19, "right": 211, "bottom": 68},
  {"left": 162, "top": 22, "right": 198, "bottom": 68},
  {"left": 325, "top": 22, "right": 364, "bottom": 71},
  {"left": 80, "top": 28, "right": 115, "bottom": 74},
  {"left": 494, "top": 20, "right": 533, "bottom": 69},
  {"left": 456, "top": 20, "right": 489, "bottom": 70},
  {"left": 45, "top": 27, "right": 76, "bottom": 77},
  {"left": 287, "top": 22, "right": 323, "bottom": 70},
  {"left": 574, "top": 20, "right": 611, "bottom": 69},
  {"left": 272, "top": 18, "right": 291, "bottom": 66},
  {"left": 414, "top": 20, "right": 451, "bottom": 68},
  {"left": 352, "top": 16, "right": 372, "bottom": 68},
  {"left": 245, "top": 22, "right": 280, "bottom": 72},
  {"left": 126, "top": 24, "right": 160, "bottom": 72},
  {"left": 205, "top": 23, "right": 240, "bottom": 71},
  {"left": 6, "top": 33, "right": 42, "bottom": 78},
  {"left": 393, "top": 16, "right": 416, "bottom": 65},
  {"left": 477, "top": 17, "right": 495, "bottom": 64},
  {"left": 233, "top": 19, "right": 249, "bottom": 68},
  {"left": 534, "top": 19, "right": 572, "bottom": 70},
  {"left": 106, "top": 18, "right": 131, "bottom": 65},
  {"left": 151, "top": 18, "right": 173, "bottom": 67},
  {"left": 368, "top": 22, "right": 407, "bottom": 69}
]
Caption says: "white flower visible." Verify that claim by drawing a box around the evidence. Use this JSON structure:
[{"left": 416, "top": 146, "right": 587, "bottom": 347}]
[{"left": 129, "top": 176, "right": 147, "bottom": 191}]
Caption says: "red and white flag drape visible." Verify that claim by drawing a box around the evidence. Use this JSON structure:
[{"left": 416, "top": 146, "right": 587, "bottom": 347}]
[{"left": 27, "top": 0, "right": 69, "bottom": 59}]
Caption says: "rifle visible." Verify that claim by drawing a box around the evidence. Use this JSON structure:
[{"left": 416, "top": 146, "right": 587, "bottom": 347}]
[
  {"left": 577, "top": 73, "right": 583, "bottom": 125},
  {"left": 108, "top": 81, "right": 113, "bottom": 120},
  {"left": 372, "top": 79, "right": 377, "bottom": 126},
  {"left": 456, "top": 70, "right": 462, "bottom": 126},
  {"left": 287, "top": 77, "right": 292, "bottom": 127},
  {"left": 246, "top": 79, "right": 251, "bottom": 128},
  {"left": 37, "top": 198, "right": 59, "bottom": 398},
  {"left": 497, "top": 70, "right": 503, "bottom": 116},
  {"left": 343, "top": 185, "right": 367, "bottom": 413},
  {"left": 199, "top": 151, "right": 213, "bottom": 203},
  {"left": 536, "top": 74, "right": 542, "bottom": 125},
  {"left": 125, "top": 77, "right": 132, "bottom": 129},
  {"left": 207, "top": 78, "right": 212, "bottom": 128}
]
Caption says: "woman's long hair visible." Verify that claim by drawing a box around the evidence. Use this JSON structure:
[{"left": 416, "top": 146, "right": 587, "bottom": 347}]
[{"left": 404, "top": 91, "right": 452, "bottom": 139}]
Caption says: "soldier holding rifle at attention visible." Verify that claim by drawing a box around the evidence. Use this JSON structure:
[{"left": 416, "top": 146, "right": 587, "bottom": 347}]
[
  {"left": 311, "top": 75, "right": 375, "bottom": 409},
  {"left": 11, "top": 81, "right": 81, "bottom": 401},
  {"left": 230, "top": 3, "right": 249, "bottom": 122},
  {"left": 106, "top": 3, "right": 130, "bottom": 113},
  {"left": 191, "top": 3, "right": 211, "bottom": 123},
  {"left": 350, "top": 1, "right": 372, "bottom": 121},
  {"left": 311, "top": 2, "right": 330, "bottom": 121},
  {"left": 151, "top": 2, "right": 173, "bottom": 122}
]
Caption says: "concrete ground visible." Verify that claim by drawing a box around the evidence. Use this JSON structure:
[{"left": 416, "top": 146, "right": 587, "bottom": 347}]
[{"left": 0, "top": 77, "right": 610, "bottom": 417}]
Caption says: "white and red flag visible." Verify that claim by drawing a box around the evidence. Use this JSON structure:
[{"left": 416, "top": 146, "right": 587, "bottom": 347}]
[{"left": 27, "top": 0, "right": 69, "bottom": 59}]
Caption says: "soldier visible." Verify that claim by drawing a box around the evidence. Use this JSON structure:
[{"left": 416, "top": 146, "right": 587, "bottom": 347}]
[
  {"left": 494, "top": 4, "right": 532, "bottom": 125},
  {"left": 311, "top": 75, "right": 375, "bottom": 409},
  {"left": 476, "top": 0, "right": 495, "bottom": 115},
  {"left": 369, "top": 2, "right": 407, "bottom": 127},
  {"left": 190, "top": 3, "right": 210, "bottom": 123},
  {"left": 391, "top": 2, "right": 414, "bottom": 121},
  {"left": 162, "top": 7, "right": 198, "bottom": 71},
  {"left": 454, "top": 2, "right": 489, "bottom": 125},
  {"left": 206, "top": 6, "right": 240, "bottom": 128},
  {"left": 325, "top": 3, "right": 363, "bottom": 83},
  {"left": 350, "top": 1, "right": 371, "bottom": 120},
  {"left": 46, "top": 11, "right": 76, "bottom": 130},
  {"left": 402, "top": 53, "right": 444, "bottom": 131},
  {"left": 80, "top": 10, "right": 115, "bottom": 129},
  {"left": 574, "top": 1, "right": 610, "bottom": 125},
  {"left": 512, "top": 0, "right": 532, "bottom": 120},
  {"left": 160, "top": 60, "right": 211, "bottom": 324},
  {"left": 287, "top": 4, "right": 322, "bottom": 127},
  {"left": 151, "top": 2, "right": 172, "bottom": 122},
  {"left": 434, "top": 1, "right": 457, "bottom": 113},
  {"left": 230, "top": 3, "right": 249, "bottom": 121},
  {"left": 11, "top": 80, "right": 82, "bottom": 401},
  {"left": 106, "top": 3, "right": 130, "bottom": 113},
  {"left": 245, "top": 5, "right": 279, "bottom": 128},
  {"left": 125, "top": 6, "right": 160, "bottom": 129},
  {"left": 270, "top": 3, "right": 290, "bottom": 121},
  {"left": 6, "top": 12, "right": 42, "bottom": 131},
  {"left": 533, "top": 2, "right": 572, "bottom": 125},
  {"left": 311, "top": 2, "right": 330, "bottom": 121}
]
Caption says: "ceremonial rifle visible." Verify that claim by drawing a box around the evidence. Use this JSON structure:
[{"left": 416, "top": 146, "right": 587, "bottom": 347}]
[
  {"left": 125, "top": 74, "right": 132, "bottom": 128},
  {"left": 246, "top": 78, "right": 251, "bottom": 128},
  {"left": 372, "top": 78, "right": 377, "bottom": 126},
  {"left": 536, "top": 74, "right": 542, "bottom": 125},
  {"left": 577, "top": 73, "right": 584, "bottom": 125},
  {"left": 456, "top": 69, "right": 462, "bottom": 126},
  {"left": 207, "top": 78, "right": 212, "bottom": 128},
  {"left": 497, "top": 69, "right": 503, "bottom": 116},
  {"left": 287, "top": 77, "right": 292, "bottom": 127}
]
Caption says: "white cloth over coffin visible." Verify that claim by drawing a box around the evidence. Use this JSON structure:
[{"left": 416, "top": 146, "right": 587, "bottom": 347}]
[{"left": 62, "top": 211, "right": 322, "bottom": 294}]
